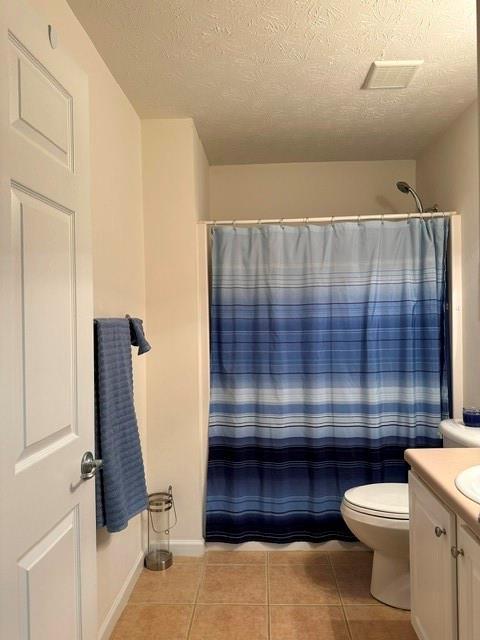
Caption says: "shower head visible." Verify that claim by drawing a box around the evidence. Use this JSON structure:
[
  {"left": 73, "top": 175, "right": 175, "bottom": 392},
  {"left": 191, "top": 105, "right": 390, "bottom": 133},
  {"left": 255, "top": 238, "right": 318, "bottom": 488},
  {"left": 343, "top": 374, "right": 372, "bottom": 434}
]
[
  {"left": 396, "top": 181, "right": 411, "bottom": 194},
  {"left": 396, "top": 181, "right": 424, "bottom": 213}
]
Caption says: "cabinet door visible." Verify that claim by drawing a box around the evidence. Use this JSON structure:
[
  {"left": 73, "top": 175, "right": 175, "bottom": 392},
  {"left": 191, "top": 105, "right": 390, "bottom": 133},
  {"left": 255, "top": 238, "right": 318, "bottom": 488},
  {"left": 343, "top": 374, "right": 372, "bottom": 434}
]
[
  {"left": 457, "top": 520, "right": 480, "bottom": 640},
  {"left": 409, "top": 471, "right": 457, "bottom": 640}
]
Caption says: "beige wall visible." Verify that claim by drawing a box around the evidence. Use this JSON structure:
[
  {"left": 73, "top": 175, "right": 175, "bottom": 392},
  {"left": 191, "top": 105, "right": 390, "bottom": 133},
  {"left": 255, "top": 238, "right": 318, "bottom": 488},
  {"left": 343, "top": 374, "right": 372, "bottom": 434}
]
[
  {"left": 142, "top": 119, "right": 209, "bottom": 549},
  {"left": 416, "top": 101, "right": 480, "bottom": 407},
  {"left": 209, "top": 159, "right": 416, "bottom": 220},
  {"left": 33, "top": 0, "right": 146, "bottom": 634}
]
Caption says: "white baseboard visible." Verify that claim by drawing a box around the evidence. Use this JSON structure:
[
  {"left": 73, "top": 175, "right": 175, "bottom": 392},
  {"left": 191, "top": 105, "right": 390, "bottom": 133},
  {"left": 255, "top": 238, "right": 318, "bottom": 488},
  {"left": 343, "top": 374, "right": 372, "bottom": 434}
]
[
  {"left": 168, "top": 538, "right": 367, "bottom": 554},
  {"left": 97, "top": 551, "right": 144, "bottom": 640},
  {"left": 205, "top": 540, "right": 367, "bottom": 551},
  {"left": 169, "top": 539, "right": 206, "bottom": 556}
]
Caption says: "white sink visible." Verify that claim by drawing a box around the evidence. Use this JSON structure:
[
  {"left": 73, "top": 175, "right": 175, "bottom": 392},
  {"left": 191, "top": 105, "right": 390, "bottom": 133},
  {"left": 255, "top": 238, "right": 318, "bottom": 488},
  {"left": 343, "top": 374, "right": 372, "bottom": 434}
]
[{"left": 455, "top": 465, "right": 480, "bottom": 505}]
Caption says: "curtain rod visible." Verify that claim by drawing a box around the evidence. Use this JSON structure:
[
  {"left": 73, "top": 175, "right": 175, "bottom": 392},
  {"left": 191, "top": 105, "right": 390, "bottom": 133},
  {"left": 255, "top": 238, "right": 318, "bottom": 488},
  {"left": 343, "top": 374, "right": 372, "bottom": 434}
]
[{"left": 199, "top": 212, "right": 458, "bottom": 226}]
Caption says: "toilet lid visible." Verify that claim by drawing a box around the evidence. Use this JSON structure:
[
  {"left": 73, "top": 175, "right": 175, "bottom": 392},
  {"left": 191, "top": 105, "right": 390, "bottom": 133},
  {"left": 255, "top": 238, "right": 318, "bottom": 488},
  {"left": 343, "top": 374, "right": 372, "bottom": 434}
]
[{"left": 343, "top": 483, "right": 409, "bottom": 520}]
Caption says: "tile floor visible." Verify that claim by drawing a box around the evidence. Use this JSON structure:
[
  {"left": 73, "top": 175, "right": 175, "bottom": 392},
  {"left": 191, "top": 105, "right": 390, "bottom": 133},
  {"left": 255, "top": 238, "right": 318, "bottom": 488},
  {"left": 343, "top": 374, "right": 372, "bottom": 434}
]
[{"left": 111, "top": 550, "right": 418, "bottom": 640}]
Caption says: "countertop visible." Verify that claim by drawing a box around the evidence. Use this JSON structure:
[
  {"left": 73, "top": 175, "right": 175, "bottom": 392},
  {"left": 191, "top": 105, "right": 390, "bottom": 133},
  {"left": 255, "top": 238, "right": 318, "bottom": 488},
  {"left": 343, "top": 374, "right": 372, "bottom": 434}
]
[{"left": 405, "top": 447, "right": 480, "bottom": 537}]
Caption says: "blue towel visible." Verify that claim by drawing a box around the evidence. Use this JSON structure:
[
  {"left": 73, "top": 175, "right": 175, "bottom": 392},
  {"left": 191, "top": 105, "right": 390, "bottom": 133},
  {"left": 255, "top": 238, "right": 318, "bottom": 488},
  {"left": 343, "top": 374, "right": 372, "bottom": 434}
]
[
  {"left": 127, "top": 316, "right": 151, "bottom": 355},
  {"left": 94, "top": 318, "right": 149, "bottom": 532}
]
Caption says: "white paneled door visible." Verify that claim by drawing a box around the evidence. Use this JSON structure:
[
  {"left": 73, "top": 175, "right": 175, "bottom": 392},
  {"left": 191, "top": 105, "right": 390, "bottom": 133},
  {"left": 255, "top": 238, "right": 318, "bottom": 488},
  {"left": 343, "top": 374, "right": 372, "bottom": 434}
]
[{"left": 0, "top": 1, "right": 97, "bottom": 639}]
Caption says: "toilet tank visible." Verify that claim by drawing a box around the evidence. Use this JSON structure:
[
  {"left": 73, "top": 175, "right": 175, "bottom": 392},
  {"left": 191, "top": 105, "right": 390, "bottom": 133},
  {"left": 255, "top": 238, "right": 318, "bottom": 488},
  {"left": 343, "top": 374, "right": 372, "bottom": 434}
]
[{"left": 439, "top": 419, "right": 480, "bottom": 448}]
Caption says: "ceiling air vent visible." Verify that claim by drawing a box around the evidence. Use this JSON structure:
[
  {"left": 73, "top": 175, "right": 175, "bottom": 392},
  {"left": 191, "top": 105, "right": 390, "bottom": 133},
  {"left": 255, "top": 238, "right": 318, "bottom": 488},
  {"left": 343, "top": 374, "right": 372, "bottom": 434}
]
[{"left": 362, "top": 60, "right": 424, "bottom": 90}]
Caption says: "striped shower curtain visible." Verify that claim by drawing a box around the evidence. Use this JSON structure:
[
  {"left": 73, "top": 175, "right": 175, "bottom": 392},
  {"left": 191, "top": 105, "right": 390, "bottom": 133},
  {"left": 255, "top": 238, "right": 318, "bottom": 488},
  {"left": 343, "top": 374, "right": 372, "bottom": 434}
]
[{"left": 206, "top": 219, "right": 450, "bottom": 543}]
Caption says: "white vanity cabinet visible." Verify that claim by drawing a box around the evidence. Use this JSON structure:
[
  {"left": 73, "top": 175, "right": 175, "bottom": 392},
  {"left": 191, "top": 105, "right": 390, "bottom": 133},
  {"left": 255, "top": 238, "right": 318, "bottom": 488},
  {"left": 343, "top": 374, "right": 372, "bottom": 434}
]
[
  {"left": 409, "top": 471, "right": 457, "bottom": 640},
  {"left": 409, "top": 471, "right": 480, "bottom": 640}
]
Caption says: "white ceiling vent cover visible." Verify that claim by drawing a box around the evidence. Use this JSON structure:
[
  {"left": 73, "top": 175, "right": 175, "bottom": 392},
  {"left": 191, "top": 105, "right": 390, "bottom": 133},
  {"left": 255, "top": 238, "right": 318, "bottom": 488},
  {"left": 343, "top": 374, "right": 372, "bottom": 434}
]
[{"left": 363, "top": 60, "right": 424, "bottom": 90}]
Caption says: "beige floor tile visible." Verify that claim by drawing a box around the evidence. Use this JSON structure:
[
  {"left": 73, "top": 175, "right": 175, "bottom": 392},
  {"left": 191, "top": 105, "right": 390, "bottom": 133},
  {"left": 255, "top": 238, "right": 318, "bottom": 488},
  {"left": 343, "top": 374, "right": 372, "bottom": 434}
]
[
  {"left": 129, "top": 566, "right": 202, "bottom": 604},
  {"left": 329, "top": 551, "right": 377, "bottom": 605},
  {"left": 268, "top": 550, "right": 330, "bottom": 566},
  {"left": 189, "top": 604, "right": 268, "bottom": 640},
  {"left": 197, "top": 565, "right": 267, "bottom": 604},
  {"left": 345, "top": 605, "right": 417, "bottom": 640},
  {"left": 206, "top": 550, "right": 266, "bottom": 564},
  {"left": 173, "top": 555, "right": 205, "bottom": 564},
  {"left": 270, "top": 605, "right": 350, "bottom": 640},
  {"left": 328, "top": 551, "right": 374, "bottom": 569},
  {"left": 110, "top": 604, "right": 192, "bottom": 640},
  {"left": 269, "top": 564, "right": 340, "bottom": 605}
]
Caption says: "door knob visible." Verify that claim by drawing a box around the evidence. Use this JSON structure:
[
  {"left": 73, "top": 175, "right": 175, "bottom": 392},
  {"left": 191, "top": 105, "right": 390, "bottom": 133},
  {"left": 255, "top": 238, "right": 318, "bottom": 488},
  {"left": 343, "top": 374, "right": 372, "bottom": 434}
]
[
  {"left": 451, "top": 546, "right": 464, "bottom": 559},
  {"left": 434, "top": 526, "right": 446, "bottom": 537},
  {"left": 81, "top": 451, "right": 103, "bottom": 480}
]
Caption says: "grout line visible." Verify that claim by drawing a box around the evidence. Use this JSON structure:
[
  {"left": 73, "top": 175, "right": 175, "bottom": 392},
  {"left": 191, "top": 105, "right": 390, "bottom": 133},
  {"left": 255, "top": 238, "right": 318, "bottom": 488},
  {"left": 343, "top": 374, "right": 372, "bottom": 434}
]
[
  {"left": 205, "top": 562, "right": 267, "bottom": 566},
  {"left": 181, "top": 602, "right": 351, "bottom": 607},
  {"left": 268, "top": 604, "right": 347, "bottom": 608},
  {"left": 327, "top": 553, "right": 353, "bottom": 640},
  {"left": 149, "top": 601, "right": 377, "bottom": 605},
  {"left": 185, "top": 559, "right": 206, "bottom": 639},
  {"left": 204, "top": 562, "right": 338, "bottom": 567},
  {"left": 266, "top": 552, "right": 271, "bottom": 640}
]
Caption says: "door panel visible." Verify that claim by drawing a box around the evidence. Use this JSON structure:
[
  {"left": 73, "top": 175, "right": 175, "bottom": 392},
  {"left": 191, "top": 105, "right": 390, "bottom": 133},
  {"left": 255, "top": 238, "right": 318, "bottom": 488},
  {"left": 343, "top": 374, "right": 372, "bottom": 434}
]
[
  {"left": 457, "top": 521, "right": 480, "bottom": 640},
  {"left": 18, "top": 509, "right": 80, "bottom": 640},
  {"left": 14, "top": 186, "right": 75, "bottom": 452},
  {"left": 0, "top": 1, "right": 96, "bottom": 638},
  {"left": 9, "top": 33, "right": 73, "bottom": 168}
]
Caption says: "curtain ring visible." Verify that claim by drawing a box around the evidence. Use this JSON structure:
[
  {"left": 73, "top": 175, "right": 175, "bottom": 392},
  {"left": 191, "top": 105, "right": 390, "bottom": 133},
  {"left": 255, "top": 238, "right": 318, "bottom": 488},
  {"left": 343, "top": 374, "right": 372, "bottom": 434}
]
[
  {"left": 257, "top": 218, "right": 262, "bottom": 228},
  {"left": 330, "top": 215, "right": 334, "bottom": 228},
  {"left": 381, "top": 213, "right": 385, "bottom": 225},
  {"left": 304, "top": 217, "right": 308, "bottom": 226},
  {"left": 232, "top": 219, "right": 237, "bottom": 230},
  {"left": 280, "top": 218, "right": 285, "bottom": 229},
  {"left": 357, "top": 214, "right": 361, "bottom": 225}
]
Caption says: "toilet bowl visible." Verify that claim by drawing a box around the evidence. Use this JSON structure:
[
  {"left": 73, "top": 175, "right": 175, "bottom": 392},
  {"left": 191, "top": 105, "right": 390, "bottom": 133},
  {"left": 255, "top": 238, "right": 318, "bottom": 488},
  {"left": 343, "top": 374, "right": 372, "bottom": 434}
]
[{"left": 341, "top": 482, "right": 410, "bottom": 610}]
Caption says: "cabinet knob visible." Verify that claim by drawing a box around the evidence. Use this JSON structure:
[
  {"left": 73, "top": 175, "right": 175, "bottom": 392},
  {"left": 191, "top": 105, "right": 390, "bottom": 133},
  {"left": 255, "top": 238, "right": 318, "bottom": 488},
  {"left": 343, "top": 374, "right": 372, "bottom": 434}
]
[
  {"left": 434, "top": 526, "right": 446, "bottom": 537},
  {"left": 451, "top": 546, "right": 464, "bottom": 559}
]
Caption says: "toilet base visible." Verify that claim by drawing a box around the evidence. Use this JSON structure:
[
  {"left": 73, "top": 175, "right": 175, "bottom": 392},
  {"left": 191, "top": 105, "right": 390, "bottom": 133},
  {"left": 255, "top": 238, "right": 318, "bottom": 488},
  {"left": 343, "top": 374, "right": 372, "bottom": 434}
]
[{"left": 370, "top": 551, "right": 410, "bottom": 610}]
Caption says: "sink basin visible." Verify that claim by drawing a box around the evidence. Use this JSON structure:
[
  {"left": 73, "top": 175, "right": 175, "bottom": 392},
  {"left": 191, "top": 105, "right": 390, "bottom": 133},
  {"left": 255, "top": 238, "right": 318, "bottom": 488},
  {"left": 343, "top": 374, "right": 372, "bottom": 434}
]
[{"left": 455, "top": 465, "right": 480, "bottom": 505}]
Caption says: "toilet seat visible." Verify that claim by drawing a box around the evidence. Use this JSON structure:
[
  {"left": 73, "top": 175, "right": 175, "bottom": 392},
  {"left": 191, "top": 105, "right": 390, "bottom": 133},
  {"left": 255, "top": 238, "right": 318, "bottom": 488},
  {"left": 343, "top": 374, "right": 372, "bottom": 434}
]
[{"left": 343, "top": 483, "right": 409, "bottom": 520}]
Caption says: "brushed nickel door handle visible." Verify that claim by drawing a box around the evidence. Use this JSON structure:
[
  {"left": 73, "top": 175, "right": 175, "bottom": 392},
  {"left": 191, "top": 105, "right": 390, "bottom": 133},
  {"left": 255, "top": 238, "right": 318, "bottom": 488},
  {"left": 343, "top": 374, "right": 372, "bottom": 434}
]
[{"left": 80, "top": 451, "right": 103, "bottom": 480}]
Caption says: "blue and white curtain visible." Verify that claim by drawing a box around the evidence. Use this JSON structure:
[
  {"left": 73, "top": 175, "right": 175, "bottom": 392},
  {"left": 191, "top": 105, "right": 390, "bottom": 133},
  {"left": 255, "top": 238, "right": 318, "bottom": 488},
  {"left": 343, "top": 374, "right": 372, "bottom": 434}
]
[{"left": 206, "top": 219, "right": 450, "bottom": 543}]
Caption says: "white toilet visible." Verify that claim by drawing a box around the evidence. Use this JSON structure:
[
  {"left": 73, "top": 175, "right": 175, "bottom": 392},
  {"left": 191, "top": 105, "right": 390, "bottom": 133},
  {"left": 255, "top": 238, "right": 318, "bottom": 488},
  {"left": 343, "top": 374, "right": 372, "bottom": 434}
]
[
  {"left": 341, "top": 419, "right": 480, "bottom": 611},
  {"left": 341, "top": 482, "right": 410, "bottom": 610}
]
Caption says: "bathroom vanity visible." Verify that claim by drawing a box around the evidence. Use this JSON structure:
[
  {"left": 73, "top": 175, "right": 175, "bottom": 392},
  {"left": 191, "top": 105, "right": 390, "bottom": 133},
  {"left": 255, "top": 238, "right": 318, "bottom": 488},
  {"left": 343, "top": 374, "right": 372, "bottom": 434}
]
[{"left": 406, "top": 448, "right": 480, "bottom": 640}]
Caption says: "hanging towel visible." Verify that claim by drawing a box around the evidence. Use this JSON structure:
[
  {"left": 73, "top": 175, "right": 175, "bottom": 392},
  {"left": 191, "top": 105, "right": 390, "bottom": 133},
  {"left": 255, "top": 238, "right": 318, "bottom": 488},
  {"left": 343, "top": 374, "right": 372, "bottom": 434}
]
[
  {"left": 94, "top": 318, "right": 149, "bottom": 532},
  {"left": 127, "top": 315, "right": 151, "bottom": 355}
]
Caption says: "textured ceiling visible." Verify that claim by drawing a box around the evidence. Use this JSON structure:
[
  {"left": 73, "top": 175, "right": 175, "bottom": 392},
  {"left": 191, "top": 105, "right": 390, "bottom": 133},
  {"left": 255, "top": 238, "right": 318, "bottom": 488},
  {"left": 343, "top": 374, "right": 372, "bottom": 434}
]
[{"left": 67, "top": 0, "right": 477, "bottom": 165}]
